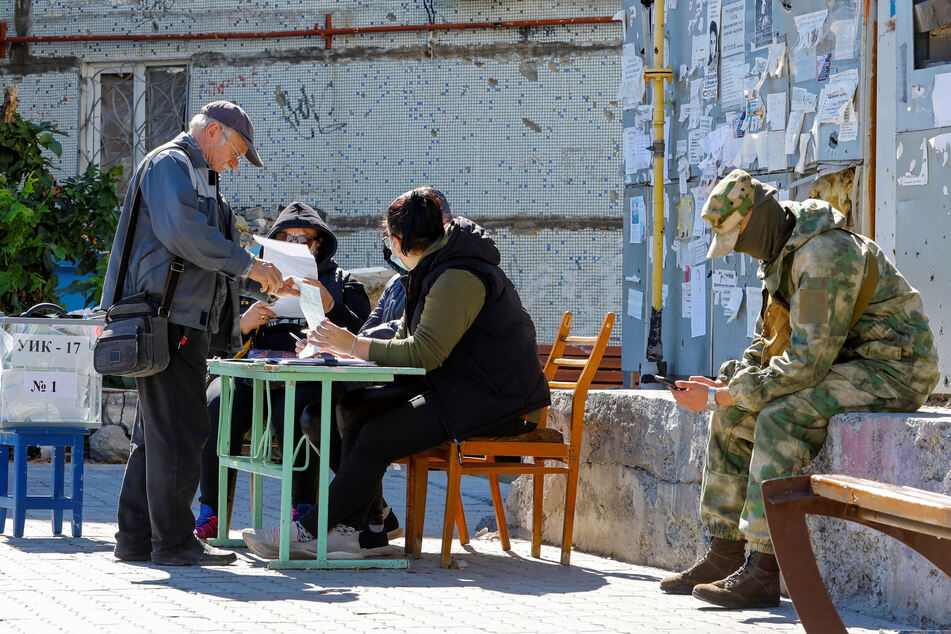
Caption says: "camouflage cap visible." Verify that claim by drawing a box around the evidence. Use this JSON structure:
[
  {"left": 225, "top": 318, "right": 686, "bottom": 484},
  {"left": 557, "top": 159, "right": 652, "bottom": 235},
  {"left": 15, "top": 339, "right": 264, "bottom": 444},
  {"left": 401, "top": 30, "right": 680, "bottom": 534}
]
[{"left": 702, "top": 169, "right": 778, "bottom": 259}]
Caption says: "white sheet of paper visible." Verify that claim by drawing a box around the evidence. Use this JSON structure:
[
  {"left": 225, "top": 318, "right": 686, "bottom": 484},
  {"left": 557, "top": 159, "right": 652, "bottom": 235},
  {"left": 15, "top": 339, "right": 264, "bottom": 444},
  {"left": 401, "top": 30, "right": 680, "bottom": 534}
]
[
  {"left": 791, "top": 47, "right": 815, "bottom": 83},
  {"left": 691, "top": 264, "right": 707, "bottom": 338},
  {"left": 831, "top": 18, "right": 856, "bottom": 60},
  {"left": 795, "top": 132, "right": 811, "bottom": 173},
  {"left": 627, "top": 288, "right": 644, "bottom": 320},
  {"left": 746, "top": 287, "right": 763, "bottom": 338},
  {"left": 791, "top": 87, "right": 817, "bottom": 113},
  {"left": 817, "top": 79, "right": 859, "bottom": 124},
  {"left": 630, "top": 196, "right": 647, "bottom": 243},
  {"left": 721, "top": 1, "right": 746, "bottom": 58},
  {"left": 252, "top": 235, "right": 319, "bottom": 318},
  {"left": 839, "top": 102, "right": 858, "bottom": 142},
  {"left": 692, "top": 35, "right": 709, "bottom": 72},
  {"left": 785, "top": 110, "right": 806, "bottom": 154},
  {"left": 767, "top": 129, "right": 786, "bottom": 171},
  {"left": 933, "top": 73, "right": 951, "bottom": 127},
  {"left": 767, "top": 91, "right": 787, "bottom": 131},
  {"left": 723, "top": 286, "right": 744, "bottom": 320},
  {"left": 898, "top": 138, "right": 929, "bottom": 187},
  {"left": 720, "top": 55, "right": 748, "bottom": 109},
  {"left": 292, "top": 276, "right": 327, "bottom": 357},
  {"left": 620, "top": 44, "right": 646, "bottom": 106},
  {"left": 794, "top": 10, "right": 828, "bottom": 51},
  {"left": 767, "top": 43, "right": 787, "bottom": 77},
  {"left": 624, "top": 129, "right": 653, "bottom": 173},
  {"left": 681, "top": 281, "right": 692, "bottom": 316}
]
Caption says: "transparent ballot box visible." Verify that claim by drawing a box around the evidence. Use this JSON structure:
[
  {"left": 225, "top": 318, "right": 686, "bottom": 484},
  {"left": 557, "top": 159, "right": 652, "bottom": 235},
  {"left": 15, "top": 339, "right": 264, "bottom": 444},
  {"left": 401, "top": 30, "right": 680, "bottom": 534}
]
[{"left": 0, "top": 314, "right": 104, "bottom": 428}]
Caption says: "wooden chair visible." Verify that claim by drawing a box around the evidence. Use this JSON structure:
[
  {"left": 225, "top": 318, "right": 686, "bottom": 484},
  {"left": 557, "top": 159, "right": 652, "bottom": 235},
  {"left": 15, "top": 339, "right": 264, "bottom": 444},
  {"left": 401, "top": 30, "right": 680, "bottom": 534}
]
[
  {"left": 403, "top": 311, "right": 615, "bottom": 567},
  {"left": 763, "top": 474, "right": 951, "bottom": 633}
]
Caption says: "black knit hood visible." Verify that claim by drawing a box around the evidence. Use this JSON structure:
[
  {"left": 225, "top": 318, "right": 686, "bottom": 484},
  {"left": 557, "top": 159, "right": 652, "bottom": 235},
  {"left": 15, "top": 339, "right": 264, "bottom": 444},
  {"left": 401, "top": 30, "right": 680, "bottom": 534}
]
[{"left": 266, "top": 201, "right": 338, "bottom": 273}]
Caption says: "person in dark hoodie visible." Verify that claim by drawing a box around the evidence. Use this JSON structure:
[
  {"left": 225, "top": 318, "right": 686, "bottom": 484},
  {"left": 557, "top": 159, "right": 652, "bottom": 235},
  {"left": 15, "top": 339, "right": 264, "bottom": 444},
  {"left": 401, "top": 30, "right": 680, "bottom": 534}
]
[
  {"left": 242, "top": 186, "right": 550, "bottom": 560},
  {"left": 194, "top": 201, "right": 371, "bottom": 538}
]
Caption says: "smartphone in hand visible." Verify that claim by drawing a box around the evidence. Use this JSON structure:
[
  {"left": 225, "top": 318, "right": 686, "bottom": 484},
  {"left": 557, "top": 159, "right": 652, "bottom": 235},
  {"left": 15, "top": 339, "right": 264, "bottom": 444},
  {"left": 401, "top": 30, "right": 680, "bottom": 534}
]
[{"left": 641, "top": 374, "right": 686, "bottom": 390}]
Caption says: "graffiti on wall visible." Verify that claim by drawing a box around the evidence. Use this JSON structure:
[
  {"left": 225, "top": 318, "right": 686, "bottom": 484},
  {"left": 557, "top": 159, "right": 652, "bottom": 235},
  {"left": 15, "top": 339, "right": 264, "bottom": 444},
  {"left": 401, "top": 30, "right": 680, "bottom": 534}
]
[{"left": 275, "top": 82, "right": 346, "bottom": 137}]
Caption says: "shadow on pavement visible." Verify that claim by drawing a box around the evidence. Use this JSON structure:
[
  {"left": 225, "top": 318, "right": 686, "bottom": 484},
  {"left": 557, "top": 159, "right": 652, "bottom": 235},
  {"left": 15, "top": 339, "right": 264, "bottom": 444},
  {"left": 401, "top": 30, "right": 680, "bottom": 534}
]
[
  {"left": 126, "top": 546, "right": 612, "bottom": 603},
  {"left": 1, "top": 535, "right": 115, "bottom": 554}
]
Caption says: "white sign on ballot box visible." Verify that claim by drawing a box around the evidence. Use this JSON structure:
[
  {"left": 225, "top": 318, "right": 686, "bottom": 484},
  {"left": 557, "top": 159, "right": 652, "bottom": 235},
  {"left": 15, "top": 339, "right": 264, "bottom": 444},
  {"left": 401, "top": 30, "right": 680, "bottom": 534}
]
[{"left": 0, "top": 315, "right": 103, "bottom": 428}]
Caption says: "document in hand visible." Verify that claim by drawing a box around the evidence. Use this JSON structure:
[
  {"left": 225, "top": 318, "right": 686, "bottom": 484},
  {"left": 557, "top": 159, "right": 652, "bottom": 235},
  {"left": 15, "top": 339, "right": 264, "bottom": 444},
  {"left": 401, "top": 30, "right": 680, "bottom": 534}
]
[
  {"left": 252, "top": 235, "right": 319, "bottom": 318},
  {"left": 292, "top": 276, "right": 325, "bottom": 358}
]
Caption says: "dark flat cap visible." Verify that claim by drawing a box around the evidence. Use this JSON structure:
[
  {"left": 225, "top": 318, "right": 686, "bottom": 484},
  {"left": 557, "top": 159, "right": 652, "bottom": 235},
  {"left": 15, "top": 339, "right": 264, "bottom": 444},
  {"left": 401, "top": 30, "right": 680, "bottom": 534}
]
[{"left": 200, "top": 100, "right": 263, "bottom": 168}]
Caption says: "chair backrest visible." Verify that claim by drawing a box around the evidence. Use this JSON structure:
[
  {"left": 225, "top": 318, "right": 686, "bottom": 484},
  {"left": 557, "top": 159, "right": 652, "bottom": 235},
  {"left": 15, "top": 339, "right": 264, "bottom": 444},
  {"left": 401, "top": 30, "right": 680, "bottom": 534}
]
[{"left": 540, "top": 312, "right": 616, "bottom": 449}]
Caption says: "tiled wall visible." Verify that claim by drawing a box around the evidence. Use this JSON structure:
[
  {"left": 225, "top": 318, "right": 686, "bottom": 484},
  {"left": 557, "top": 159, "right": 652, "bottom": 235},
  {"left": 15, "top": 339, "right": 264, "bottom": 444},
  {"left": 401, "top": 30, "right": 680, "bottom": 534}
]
[{"left": 1, "top": 1, "right": 623, "bottom": 345}]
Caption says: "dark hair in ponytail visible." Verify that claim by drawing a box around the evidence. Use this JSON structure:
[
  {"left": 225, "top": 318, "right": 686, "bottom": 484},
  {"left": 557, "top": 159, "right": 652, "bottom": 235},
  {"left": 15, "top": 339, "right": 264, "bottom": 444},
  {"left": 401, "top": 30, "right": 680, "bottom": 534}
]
[{"left": 384, "top": 186, "right": 451, "bottom": 255}]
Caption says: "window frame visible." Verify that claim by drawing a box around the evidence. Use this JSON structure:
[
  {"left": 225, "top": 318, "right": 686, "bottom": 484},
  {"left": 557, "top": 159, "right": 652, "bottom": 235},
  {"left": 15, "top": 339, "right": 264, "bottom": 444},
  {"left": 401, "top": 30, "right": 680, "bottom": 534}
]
[{"left": 78, "top": 61, "right": 191, "bottom": 178}]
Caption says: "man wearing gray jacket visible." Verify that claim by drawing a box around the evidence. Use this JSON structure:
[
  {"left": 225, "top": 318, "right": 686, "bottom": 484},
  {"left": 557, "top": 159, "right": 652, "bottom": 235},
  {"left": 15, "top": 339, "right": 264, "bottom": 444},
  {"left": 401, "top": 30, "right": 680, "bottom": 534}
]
[{"left": 101, "top": 101, "right": 285, "bottom": 566}]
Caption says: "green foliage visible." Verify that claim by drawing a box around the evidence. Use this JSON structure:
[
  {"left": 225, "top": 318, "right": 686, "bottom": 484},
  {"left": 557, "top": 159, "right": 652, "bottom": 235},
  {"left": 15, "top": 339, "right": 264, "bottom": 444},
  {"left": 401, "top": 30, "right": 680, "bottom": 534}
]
[{"left": 0, "top": 111, "right": 121, "bottom": 313}]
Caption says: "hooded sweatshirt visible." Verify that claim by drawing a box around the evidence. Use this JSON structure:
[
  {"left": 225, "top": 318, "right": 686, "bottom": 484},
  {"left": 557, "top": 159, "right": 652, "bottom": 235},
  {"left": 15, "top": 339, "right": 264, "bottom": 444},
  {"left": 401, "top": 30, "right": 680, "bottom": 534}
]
[
  {"left": 249, "top": 201, "right": 371, "bottom": 352},
  {"left": 722, "top": 199, "right": 939, "bottom": 412}
]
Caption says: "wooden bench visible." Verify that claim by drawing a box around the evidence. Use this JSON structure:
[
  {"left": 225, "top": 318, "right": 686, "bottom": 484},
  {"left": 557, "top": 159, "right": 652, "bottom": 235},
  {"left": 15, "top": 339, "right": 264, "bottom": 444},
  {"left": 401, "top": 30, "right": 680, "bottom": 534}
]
[
  {"left": 763, "top": 474, "right": 951, "bottom": 634},
  {"left": 538, "top": 344, "right": 622, "bottom": 389}
]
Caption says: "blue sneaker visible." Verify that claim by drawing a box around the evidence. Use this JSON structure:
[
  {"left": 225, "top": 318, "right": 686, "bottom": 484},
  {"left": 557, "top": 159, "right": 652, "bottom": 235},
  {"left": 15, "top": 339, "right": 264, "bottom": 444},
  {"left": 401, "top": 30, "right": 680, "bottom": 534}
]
[
  {"left": 292, "top": 503, "right": 313, "bottom": 523},
  {"left": 194, "top": 504, "right": 218, "bottom": 540}
]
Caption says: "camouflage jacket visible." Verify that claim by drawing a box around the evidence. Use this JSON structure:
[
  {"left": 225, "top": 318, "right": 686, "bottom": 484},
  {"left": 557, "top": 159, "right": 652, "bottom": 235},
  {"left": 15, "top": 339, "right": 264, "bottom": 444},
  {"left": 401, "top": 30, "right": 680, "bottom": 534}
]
[{"left": 719, "top": 199, "right": 939, "bottom": 412}]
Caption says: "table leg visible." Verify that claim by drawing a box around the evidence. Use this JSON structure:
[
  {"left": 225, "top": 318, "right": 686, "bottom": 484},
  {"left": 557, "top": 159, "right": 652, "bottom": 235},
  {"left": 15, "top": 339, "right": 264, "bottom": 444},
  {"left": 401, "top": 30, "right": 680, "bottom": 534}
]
[
  {"left": 315, "top": 379, "right": 332, "bottom": 563},
  {"left": 51, "top": 445, "right": 64, "bottom": 535},
  {"left": 251, "top": 379, "right": 265, "bottom": 529},
  {"left": 215, "top": 376, "right": 234, "bottom": 545},
  {"left": 71, "top": 435, "right": 84, "bottom": 538},
  {"left": 276, "top": 380, "right": 296, "bottom": 565}
]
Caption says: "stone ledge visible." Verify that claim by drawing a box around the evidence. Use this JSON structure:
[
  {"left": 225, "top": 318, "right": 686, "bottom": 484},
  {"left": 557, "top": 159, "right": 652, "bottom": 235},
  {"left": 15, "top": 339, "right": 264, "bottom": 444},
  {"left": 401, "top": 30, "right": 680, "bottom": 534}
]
[{"left": 506, "top": 390, "right": 951, "bottom": 628}]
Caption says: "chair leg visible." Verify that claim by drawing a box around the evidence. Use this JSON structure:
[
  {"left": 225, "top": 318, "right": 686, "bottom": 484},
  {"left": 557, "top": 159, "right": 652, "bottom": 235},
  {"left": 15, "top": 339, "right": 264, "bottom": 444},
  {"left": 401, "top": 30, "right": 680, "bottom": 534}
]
[
  {"left": 456, "top": 496, "right": 470, "bottom": 546},
  {"left": 0, "top": 443, "right": 8, "bottom": 533},
  {"left": 486, "top": 457, "right": 511, "bottom": 551},
  {"left": 560, "top": 456, "right": 581, "bottom": 565},
  {"left": 411, "top": 455, "right": 429, "bottom": 559},
  {"left": 763, "top": 477, "right": 847, "bottom": 634},
  {"left": 531, "top": 462, "right": 545, "bottom": 559},
  {"left": 404, "top": 460, "right": 416, "bottom": 557},
  {"left": 51, "top": 445, "right": 65, "bottom": 535},
  {"left": 441, "top": 446, "right": 462, "bottom": 568},
  {"left": 13, "top": 436, "right": 27, "bottom": 538},
  {"left": 71, "top": 436, "right": 84, "bottom": 538}
]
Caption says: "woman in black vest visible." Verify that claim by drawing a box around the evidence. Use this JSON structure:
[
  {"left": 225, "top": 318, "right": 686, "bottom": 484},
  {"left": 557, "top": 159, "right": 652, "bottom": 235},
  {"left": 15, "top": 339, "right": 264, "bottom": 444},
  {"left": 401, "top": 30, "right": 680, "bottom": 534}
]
[{"left": 241, "top": 186, "right": 550, "bottom": 560}]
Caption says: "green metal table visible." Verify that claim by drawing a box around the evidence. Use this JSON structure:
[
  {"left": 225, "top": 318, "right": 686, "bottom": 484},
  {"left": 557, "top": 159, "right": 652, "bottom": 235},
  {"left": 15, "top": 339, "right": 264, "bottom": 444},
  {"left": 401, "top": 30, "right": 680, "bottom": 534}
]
[{"left": 206, "top": 359, "right": 425, "bottom": 570}]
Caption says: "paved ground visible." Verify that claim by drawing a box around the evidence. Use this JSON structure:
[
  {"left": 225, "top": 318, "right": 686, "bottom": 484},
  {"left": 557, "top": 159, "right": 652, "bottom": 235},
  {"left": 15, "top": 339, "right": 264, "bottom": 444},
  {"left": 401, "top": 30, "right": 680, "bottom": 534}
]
[{"left": 1, "top": 462, "right": 917, "bottom": 633}]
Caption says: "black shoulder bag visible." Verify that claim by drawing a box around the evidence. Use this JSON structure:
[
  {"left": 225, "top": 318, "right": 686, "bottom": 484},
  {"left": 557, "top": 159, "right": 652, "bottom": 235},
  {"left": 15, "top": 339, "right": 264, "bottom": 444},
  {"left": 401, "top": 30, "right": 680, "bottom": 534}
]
[{"left": 93, "top": 147, "right": 186, "bottom": 377}]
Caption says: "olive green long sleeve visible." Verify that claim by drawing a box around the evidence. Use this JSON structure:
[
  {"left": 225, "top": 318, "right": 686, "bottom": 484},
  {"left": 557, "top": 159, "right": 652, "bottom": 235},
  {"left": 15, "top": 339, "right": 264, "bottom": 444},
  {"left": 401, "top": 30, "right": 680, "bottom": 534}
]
[{"left": 367, "top": 269, "right": 486, "bottom": 371}]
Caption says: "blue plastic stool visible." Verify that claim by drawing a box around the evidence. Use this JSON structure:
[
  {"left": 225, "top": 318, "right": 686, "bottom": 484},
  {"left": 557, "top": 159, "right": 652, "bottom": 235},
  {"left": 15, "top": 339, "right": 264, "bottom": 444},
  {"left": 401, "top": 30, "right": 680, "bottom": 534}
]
[{"left": 0, "top": 427, "right": 89, "bottom": 538}]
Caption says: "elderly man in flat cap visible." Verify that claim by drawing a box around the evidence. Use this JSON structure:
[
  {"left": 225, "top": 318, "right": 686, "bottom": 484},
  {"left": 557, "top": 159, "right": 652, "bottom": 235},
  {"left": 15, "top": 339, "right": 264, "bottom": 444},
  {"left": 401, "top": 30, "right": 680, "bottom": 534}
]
[
  {"left": 662, "top": 169, "right": 939, "bottom": 608},
  {"left": 102, "top": 101, "right": 289, "bottom": 566}
]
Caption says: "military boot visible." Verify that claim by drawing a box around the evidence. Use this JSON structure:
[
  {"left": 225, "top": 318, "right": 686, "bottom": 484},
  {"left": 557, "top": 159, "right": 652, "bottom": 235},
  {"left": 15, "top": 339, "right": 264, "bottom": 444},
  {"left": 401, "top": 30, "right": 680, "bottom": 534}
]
[
  {"left": 659, "top": 537, "right": 747, "bottom": 595},
  {"left": 691, "top": 551, "right": 781, "bottom": 609}
]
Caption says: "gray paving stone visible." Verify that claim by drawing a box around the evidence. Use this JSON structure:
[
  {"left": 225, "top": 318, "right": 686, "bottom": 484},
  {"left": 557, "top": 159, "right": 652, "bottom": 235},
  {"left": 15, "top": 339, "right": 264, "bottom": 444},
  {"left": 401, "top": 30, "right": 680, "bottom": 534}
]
[{"left": 0, "top": 463, "right": 918, "bottom": 633}]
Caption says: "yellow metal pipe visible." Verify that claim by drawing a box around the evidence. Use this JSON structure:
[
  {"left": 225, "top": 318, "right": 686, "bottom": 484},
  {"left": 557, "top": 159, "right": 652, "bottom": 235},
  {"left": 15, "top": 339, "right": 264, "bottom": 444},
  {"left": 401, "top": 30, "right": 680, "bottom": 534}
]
[
  {"left": 649, "top": 3, "right": 668, "bottom": 311},
  {"left": 643, "top": 1, "right": 673, "bottom": 365}
]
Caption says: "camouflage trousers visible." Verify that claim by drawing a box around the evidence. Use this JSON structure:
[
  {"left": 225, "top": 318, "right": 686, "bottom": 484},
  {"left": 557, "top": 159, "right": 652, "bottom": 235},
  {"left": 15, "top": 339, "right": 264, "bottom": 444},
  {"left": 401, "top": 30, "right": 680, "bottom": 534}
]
[{"left": 700, "top": 364, "right": 927, "bottom": 554}]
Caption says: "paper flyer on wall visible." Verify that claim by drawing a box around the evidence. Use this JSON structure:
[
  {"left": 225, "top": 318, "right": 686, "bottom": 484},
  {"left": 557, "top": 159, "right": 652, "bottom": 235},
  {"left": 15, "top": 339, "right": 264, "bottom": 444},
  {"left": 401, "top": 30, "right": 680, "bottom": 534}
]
[{"left": 252, "top": 235, "right": 319, "bottom": 318}]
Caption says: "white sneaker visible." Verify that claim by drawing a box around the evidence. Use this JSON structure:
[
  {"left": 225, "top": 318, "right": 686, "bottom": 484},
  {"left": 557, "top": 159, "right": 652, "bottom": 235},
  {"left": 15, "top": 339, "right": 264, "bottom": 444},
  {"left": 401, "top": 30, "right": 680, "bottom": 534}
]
[
  {"left": 242, "top": 522, "right": 318, "bottom": 560},
  {"left": 325, "top": 524, "right": 397, "bottom": 559}
]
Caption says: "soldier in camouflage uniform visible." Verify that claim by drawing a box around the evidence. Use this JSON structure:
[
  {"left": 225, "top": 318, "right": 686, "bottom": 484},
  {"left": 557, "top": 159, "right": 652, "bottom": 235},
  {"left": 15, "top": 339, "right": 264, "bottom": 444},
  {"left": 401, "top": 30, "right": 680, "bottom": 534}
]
[{"left": 661, "top": 169, "right": 939, "bottom": 609}]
